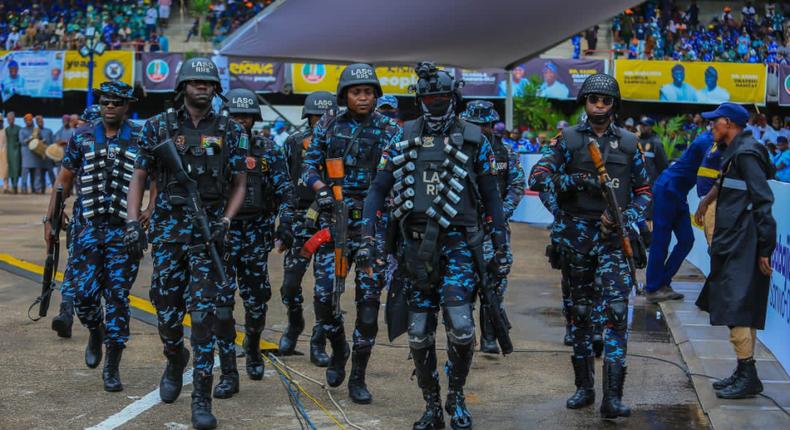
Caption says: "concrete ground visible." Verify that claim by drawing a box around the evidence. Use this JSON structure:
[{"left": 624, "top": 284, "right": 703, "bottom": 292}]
[{"left": 0, "top": 193, "right": 709, "bottom": 429}]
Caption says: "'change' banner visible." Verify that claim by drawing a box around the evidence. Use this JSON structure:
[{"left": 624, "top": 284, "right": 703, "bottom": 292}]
[
  {"left": 64, "top": 50, "right": 135, "bottom": 91},
  {"left": 615, "top": 59, "right": 766, "bottom": 105},
  {"left": 779, "top": 64, "right": 790, "bottom": 106},
  {"left": 226, "top": 57, "right": 285, "bottom": 93},
  {"left": 0, "top": 50, "right": 65, "bottom": 101},
  {"left": 141, "top": 52, "right": 184, "bottom": 92}
]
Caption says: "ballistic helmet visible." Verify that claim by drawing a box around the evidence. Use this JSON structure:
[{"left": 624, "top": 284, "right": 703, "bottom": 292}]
[
  {"left": 175, "top": 57, "right": 222, "bottom": 92},
  {"left": 336, "top": 63, "right": 382, "bottom": 106},
  {"left": 303, "top": 91, "right": 336, "bottom": 118},
  {"left": 577, "top": 73, "right": 621, "bottom": 105},
  {"left": 225, "top": 88, "right": 262, "bottom": 121}
]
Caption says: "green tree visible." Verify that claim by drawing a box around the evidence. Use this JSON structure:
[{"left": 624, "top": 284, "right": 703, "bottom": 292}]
[
  {"left": 653, "top": 115, "right": 686, "bottom": 161},
  {"left": 513, "top": 75, "right": 584, "bottom": 134}
]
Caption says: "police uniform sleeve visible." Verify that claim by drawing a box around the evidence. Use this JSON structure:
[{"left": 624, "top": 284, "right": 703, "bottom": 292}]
[
  {"left": 269, "top": 147, "right": 296, "bottom": 224},
  {"left": 503, "top": 146, "right": 526, "bottom": 219},
  {"left": 476, "top": 136, "right": 507, "bottom": 231},
  {"left": 529, "top": 136, "right": 571, "bottom": 192},
  {"left": 738, "top": 154, "right": 777, "bottom": 257},
  {"left": 135, "top": 116, "right": 160, "bottom": 172},
  {"left": 302, "top": 116, "right": 330, "bottom": 189},
  {"left": 624, "top": 147, "right": 653, "bottom": 225},
  {"left": 225, "top": 120, "right": 247, "bottom": 176},
  {"left": 60, "top": 131, "right": 83, "bottom": 173},
  {"left": 361, "top": 140, "right": 398, "bottom": 237}
]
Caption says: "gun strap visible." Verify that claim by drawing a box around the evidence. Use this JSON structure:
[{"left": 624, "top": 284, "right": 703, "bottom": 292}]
[{"left": 416, "top": 220, "right": 440, "bottom": 261}]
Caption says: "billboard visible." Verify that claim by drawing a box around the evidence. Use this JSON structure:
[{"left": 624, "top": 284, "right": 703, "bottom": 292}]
[
  {"left": 0, "top": 50, "right": 65, "bottom": 101},
  {"left": 63, "top": 50, "right": 135, "bottom": 91},
  {"left": 141, "top": 52, "right": 183, "bottom": 92}
]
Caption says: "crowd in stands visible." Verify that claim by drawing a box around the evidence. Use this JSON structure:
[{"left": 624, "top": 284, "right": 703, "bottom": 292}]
[
  {"left": 611, "top": 1, "right": 789, "bottom": 64},
  {"left": 0, "top": 1, "right": 172, "bottom": 52},
  {"left": 199, "top": 0, "right": 272, "bottom": 46}
]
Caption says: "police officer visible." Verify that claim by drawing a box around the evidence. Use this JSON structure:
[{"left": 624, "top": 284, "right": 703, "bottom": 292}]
[
  {"left": 77, "top": 105, "right": 102, "bottom": 127},
  {"left": 361, "top": 62, "right": 512, "bottom": 430},
  {"left": 459, "top": 100, "right": 525, "bottom": 354},
  {"left": 302, "top": 64, "right": 402, "bottom": 403},
  {"left": 126, "top": 58, "right": 247, "bottom": 430},
  {"left": 215, "top": 88, "right": 295, "bottom": 395},
  {"left": 279, "top": 91, "right": 336, "bottom": 366},
  {"left": 529, "top": 74, "right": 651, "bottom": 418},
  {"left": 44, "top": 81, "right": 152, "bottom": 392},
  {"left": 376, "top": 95, "right": 400, "bottom": 121},
  {"left": 637, "top": 117, "right": 668, "bottom": 184}
]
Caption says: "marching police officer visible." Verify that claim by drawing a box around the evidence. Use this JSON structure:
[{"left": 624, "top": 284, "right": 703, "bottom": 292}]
[
  {"left": 278, "top": 91, "right": 336, "bottom": 366},
  {"left": 126, "top": 58, "right": 247, "bottom": 430},
  {"left": 529, "top": 74, "right": 652, "bottom": 419},
  {"left": 361, "top": 63, "right": 512, "bottom": 430},
  {"left": 44, "top": 81, "right": 152, "bottom": 391},
  {"left": 214, "top": 88, "right": 295, "bottom": 395},
  {"left": 302, "top": 64, "right": 402, "bottom": 403},
  {"left": 460, "top": 100, "right": 525, "bottom": 354}
]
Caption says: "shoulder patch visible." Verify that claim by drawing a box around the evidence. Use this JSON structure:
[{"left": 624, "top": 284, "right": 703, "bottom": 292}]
[{"left": 239, "top": 134, "right": 249, "bottom": 150}]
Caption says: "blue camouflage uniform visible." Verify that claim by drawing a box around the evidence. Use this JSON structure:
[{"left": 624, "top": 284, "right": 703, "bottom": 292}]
[
  {"left": 61, "top": 119, "right": 143, "bottom": 348},
  {"left": 529, "top": 121, "right": 651, "bottom": 365},
  {"left": 136, "top": 107, "right": 245, "bottom": 376},
  {"left": 302, "top": 110, "right": 402, "bottom": 349}
]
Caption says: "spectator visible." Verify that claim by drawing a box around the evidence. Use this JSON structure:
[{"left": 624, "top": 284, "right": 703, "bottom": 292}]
[
  {"left": 34, "top": 114, "right": 55, "bottom": 191},
  {"left": 186, "top": 17, "right": 200, "bottom": 42},
  {"left": 53, "top": 114, "right": 74, "bottom": 148},
  {"left": 774, "top": 136, "right": 790, "bottom": 182},
  {"left": 158, "top": 32, "right": 169, "bottom": 52},
  {"left": 5, "top": 26, "right": 20, "bottom": 50},
  {"left": 19, "top": 114, "right": 45, "bottom": 194},
  {"left": 750, "top": 114, "right": 778, "bottom": 144},
  {"left": 4, "top": 111, "right": 20, "bottom": 194},
  {"left": 584, "top": 25, "right": 599, "bottom": 53},
  {"left": 159, "top": 0, "right": 172, "bottom": 29},
  {"left": 144, "top": 5, "right": 158, "bottom": 39},
  {"left": 0, "top": 117, "right": 6, "bottom": 193}
]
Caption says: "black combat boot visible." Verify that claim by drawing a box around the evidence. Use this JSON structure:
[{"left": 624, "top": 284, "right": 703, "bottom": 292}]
[
  {"left": 102, "top": 345, "right": 124, "bottom": 392},
  {"left": 716, "top": 358, "right": 763, "bottom": 399},
  {"left": 566, "top": 355, "right": 595, "bottom": 409},
  {"left": 52, "top": 298, "right": 73, "bottom": 338},
  {"left": 412, "top": 346, "right": 444, "bottom": 430},
  {"left": 278, "top": 304, "right": 305, "bottom": 355},
  {"left": 243, "top": 330, "right": 264, "bottom": 380},
  {"left": 563, "top": 324, "right": 574, "bottom": 346},
  {"left": 348, "top": 346, "right": 373, "bottom": 404},
  {"left": 713, "top": 360, "right": 742, "bottom": 390},
  {"left": 445, "top": 342, "right": 474, "bottom": 430},
  {"left": 592, "top": 333, "right": 604, "bottom": 358},
  {"left": 212, "top": 348, "right": 239, "bottom": 399},
  {"left": 479, "top": 306, "right": 499, "bottom": 354},
  {"left": 85, "top": 325, "right": 104, "bottom": 369},
  {"left": 191, "top": 372, "right": 218, "bottom": 430},
  {"left": 160, "top": 346, "right": 190, "bottom": 403},
  {"left": 600, "top": 361, "right": 631, "bottom": 419},
  {"left": 326, "top": 328, "right": 350, "bottom": 387},
  {"left": 310, "top": 323, "right": 330, "bottom": 367},
  {"left": 414, "top": 390, "right": 445, "bottom": 430},
  {"left": 444, "top": 388, "right": 472, "bottom": 430}
]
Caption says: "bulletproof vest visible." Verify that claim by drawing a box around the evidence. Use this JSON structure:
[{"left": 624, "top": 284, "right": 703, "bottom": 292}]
[
  {"left": 236, "top": 135, "right": 276, "bottom": 220},
  {"left": 286, "top": 130, "right": 316, "bottom": 209},
  {"left": 392, "top": 117, "right": 481, "bottom": 228},
  {"left": 559, "top": 124, "right": 637, "bottom": 219},
  {"left": 76, "top": 122, "right": 139, "bottom": 223},
  {"left": 325, "top": 114, "right": 383, "bottom": 199},
  {"left": 490, "top": 135, "right": 510, "bottom": 199},
  {"left": 158, "top": 112, "right": 228, "bottom": 208}
]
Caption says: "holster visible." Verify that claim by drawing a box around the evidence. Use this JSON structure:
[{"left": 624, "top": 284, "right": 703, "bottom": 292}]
[{"left": 546, "top": 242, "right": 563, "bottom": 270}]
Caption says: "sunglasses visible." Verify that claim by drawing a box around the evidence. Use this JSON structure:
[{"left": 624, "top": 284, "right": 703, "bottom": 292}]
[
  {"left": 99, "top": 98, "right": 127, "bottom": 107},
  {"left": 586, "top": 94, "right": 614, "bottom": 106},
  {"left": 421, "top": 94, "right": 451, "bottom": 104}
]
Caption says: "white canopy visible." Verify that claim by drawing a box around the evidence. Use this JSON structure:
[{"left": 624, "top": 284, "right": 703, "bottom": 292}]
[{"left": 220, "top": 0, "right": 636, "bottom": 70}]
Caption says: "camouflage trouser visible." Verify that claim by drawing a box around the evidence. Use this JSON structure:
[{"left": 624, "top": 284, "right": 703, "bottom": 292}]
[
  {"left": 482, "top": 232, "right": 508, "bottom": 296},
  {"left": 313, "top": 222, "right": 384, "bottom": 349},
  {"left": 218, "top": 215, "right": 275, "bottom": 356},
  {"left": 150, "top": 242, "right": 235, "bottom": 375},
  {"left": 60, "top": 220, "right": 79, "bottom": 302},
  {"left": 281, "top": 210, "right": 318, "bottom": 307},
  {"left": 71, "top": 223, "right": 139, "bottom": 347}
]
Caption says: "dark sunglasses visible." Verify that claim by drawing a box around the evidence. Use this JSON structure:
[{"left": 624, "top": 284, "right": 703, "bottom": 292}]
[
  {"left": 422, "top": 94, "right": 451, "bottom": 104},
  {"left": 99, "top": 98, "right": 127, "bottom": 107},
  {"left": 586, "top": 94, "right": 614, "bottom": 106}
]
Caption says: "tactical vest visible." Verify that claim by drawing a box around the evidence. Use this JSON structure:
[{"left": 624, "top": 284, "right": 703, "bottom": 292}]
[
  {"left": 325, "top": 114, "right": 383, "bottom": 199},
  {"left": 393, "top": 118, "right": 481, "bottom": 228},
  {"left": 236, "top": 135, "right": 276, "bottom": 220},
  {"left": 490, "top": 135, "right": 510, "bottom": 200},
  {"left": 559, "top": 124, "right": 637, "bottom": 219},
  {"left": 286, "top": 130, "right": 316, "bottom": 209},
  {"left": 76, "top": 122, "right": 139, "bottom": 223},
  {"left": 158, "top": 112, "right": 228, "bottom": 208}
]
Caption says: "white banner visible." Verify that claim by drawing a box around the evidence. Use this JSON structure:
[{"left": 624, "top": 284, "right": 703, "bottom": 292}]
[{"left": 511, "top": 154, "right": 553, "bottom": 224}]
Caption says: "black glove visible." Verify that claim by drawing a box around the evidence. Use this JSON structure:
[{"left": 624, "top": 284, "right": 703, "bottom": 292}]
[
  {"left": 124, "top": 220, "right": 147, "bottom": 260},
  {"left": 315, "top": 186, "right": 334, "bottom": 210},
  {"left": 574, "top": 172, "right": 601, "bottom": 192},
  {"left": 490, "top": 230, "right": 512, "bottom": 277},
  {"left": 211, "top": 217, "right": 231, "bottom": 248},
  {"left": 354, "top": 236, "right": 375, "bottom": 272},
  {"left": 600, "top": 210, "right": 616, "bottom": 238},
  {"left": 275, "top": 222, "right": 295, "bottom": 249}
]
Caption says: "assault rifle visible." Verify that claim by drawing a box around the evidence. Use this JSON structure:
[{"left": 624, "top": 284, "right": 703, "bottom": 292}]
[
  {"left": 473, "top": 246, "right": 514, "bottom": 355},
  {"left": 587, "top": 139, "right": 638, "bottom": 291},
  {"left": 29, "top": 185, "right": 65, "bottom": 321}
]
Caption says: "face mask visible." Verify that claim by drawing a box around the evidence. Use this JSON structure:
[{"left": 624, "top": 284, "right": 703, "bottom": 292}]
[
  {"left": 424, "top": 97, "right": 452, "bottom": 117},
  {"left": 588, "top": 112, "right": 610, "bottom": 125}
]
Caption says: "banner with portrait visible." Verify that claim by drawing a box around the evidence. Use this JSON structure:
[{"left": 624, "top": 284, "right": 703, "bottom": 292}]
[
  {"left": 141, "top": 52, "right": 184, "bottom": 92},
  {"left": 779, "top": 64, "right": 790, "bottom": 106},
  {"left": 226, "top": 57, "right": 285, "bottom": 93},
  {"left": 0, "top": 50, "right": 66, "bottom": 101},
  {"left": 505, "top": 58, "right": 607, "bottom": 99},
  {"left": 615, "top": 59, "right": 766, "bottom": 105},
  {"left": 63, "top": 50, "right": 135, "bottom": 91}
]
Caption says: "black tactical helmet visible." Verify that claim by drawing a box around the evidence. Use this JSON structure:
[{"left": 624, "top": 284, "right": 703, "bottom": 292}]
[
  {"left": 225, "top": 88, "right": 262, "bottom": 121},
  {"left": 303, "top": 91, "right": 336, "bottom": 118},
  {"left": 412, "top": 62, "right": 463, "bottom": 108},
  {"left": 336, "top": 63, "right": 382, "bottom": 106},
  {"left": 577, "top": 73, "right": 621, "bottom": 105},
  {"left": 175, "top": 57, "right": 222, "bottom": 92}
]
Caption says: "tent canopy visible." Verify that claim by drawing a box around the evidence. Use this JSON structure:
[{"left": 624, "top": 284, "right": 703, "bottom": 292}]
[{"left": 220, "top": 0, "right": 637, "bottom": 70}]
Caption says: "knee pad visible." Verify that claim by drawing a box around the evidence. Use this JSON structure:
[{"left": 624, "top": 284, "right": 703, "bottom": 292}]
[
  {"left": 572, "top": 302, "right": 593, "bottom": 325},
  {"left": 281, "top": 270, "right": 304, "bottom": 296},
  {"left": 443, "top": 304, "right": 475, "bottom": 346},
  {"left": 563, "top": 252, "right": 595, "bottom": 286},
  {"left": 408, "top": 312, "right": 437, "bottom": 349},
  {"left": 158, "top": 323, "right": 183, "bottom": 343},
  {"left": 214, "top": 306, "right": 236, "bottom": 340},
  {"left": 355, "top": 302, "right": 380, "bottom": 339},
  {"left": 190, "top": 311, "right": 213, "bottom": 344},
  {"left": 607, "top": 300, "right": 628, "bottom": 331},
  {"left": 313, "top": 300, "right": 334, "bottom": 323}
]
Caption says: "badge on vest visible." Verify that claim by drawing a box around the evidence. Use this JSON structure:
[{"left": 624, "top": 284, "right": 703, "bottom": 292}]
[
  {"left": 246, "top": 156, "right": 257, "bottom": 170},
  {"left": 377, "top": 151, "right": 389, "bottom": 170},
  {"left": 422, "top": 136, "right": 435, "bottom": 148},
  {"left": 260, "top": 158, "right": 269, "bottom": 173},
  {"left": 610, "top": 140, "right": 619, "bottom": 149},
  {"left": 201, "top": 136, "right": 223, "bottom": 148},
  {"left": 175, "top": 135, "right": 186, "bottom": 151},
  {"left": 239, "top": 134, "right": 249, "bottom": 150}
]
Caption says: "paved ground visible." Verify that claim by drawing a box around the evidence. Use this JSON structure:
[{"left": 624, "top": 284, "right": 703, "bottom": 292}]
[{"left": 0, "top": 193, "right": 710, "bottom": 429}]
